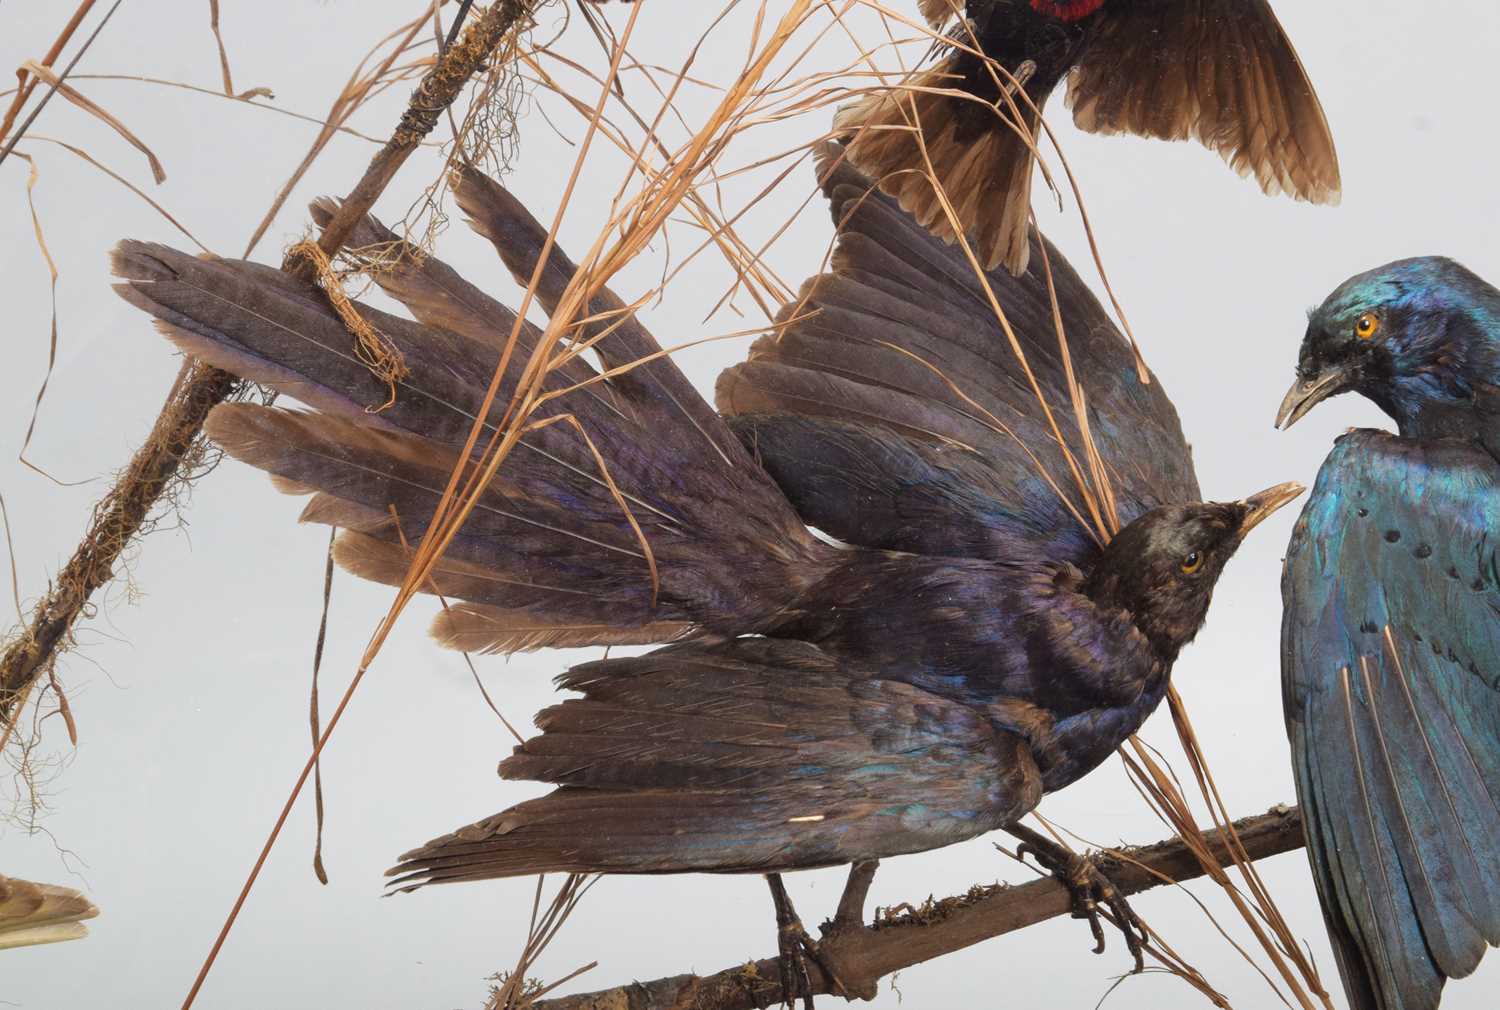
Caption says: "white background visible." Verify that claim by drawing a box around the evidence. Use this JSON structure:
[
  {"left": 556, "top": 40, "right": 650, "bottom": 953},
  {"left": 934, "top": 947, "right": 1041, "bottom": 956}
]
[{"left": 3, "top": 2, "right": 1499, "bottom": 1008}]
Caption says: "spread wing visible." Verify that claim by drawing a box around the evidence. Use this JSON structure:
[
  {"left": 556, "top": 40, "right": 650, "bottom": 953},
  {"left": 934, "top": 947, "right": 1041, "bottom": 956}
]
[
  {"left": 1282, "top": 430, "right": 1500, "bottom": 1010},
  {"left": 388, "top": 637, "right": 1040, "bottom": 886},
  {"left": 1067, "top": 0, "right": 1340, "bottom": 205},
  {"left": 111, "top": 171, "right": 827, "bottom": 655},
  {"left": 717, "top": 144, "right": 1198, "bottom": 569}
]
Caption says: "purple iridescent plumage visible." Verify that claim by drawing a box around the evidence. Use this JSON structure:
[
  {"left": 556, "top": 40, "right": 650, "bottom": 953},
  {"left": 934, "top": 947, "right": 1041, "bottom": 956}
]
[{"left": 110, "top": 148, "right": 1290, "bottom": 891}]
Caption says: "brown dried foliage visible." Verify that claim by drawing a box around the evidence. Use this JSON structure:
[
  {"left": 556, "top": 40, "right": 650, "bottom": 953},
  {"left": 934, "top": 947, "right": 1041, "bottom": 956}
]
[{"left": 3, "top": 3, "right": 1327, "bottom": 1008}]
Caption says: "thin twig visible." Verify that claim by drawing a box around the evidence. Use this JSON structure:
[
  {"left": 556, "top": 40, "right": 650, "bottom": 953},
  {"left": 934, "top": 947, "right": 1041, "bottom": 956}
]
[
  {"left": 305, "top": 1, "right": 541, "bottom": 270},
  {"left": 0, "top": 0, "right": 546, "bottom": 729}
]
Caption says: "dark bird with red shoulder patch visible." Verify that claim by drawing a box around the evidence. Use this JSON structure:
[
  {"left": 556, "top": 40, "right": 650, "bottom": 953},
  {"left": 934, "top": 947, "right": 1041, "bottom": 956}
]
[{"left": 840, "top": 0, "right": 1341, "bottom": 274}]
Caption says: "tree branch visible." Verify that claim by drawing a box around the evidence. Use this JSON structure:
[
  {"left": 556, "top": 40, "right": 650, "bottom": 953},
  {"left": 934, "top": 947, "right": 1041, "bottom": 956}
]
[
  {"left": 531, "top": 805, "right": 1306, "bottom": 1010},
  {"left": 0, "top": 0, "right": 543, "bottom": 725}
]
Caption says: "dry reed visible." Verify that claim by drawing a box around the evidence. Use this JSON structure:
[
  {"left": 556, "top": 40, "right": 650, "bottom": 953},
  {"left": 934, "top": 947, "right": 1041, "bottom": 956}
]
[{"left": 3, "top": 3, "right": 1327, "bottom": 1007}]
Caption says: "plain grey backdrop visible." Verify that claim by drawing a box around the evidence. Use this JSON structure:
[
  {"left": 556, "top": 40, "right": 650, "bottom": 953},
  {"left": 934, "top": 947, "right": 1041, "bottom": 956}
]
[{"left": 3, "top": 2, "right": 1499, "bottom": 1007}]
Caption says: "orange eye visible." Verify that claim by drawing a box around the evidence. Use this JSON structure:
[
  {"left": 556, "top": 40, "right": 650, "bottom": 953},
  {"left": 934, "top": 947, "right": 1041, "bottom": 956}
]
[
  {"left": 1355, "top": 313, "right": 1380, "bottom": 340},
  {"left": 1181, "top": 551, "right": 1203, "bottom": 574}
]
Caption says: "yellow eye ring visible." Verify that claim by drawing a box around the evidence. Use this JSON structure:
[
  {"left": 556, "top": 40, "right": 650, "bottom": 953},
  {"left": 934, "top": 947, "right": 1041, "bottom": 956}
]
[
  {"left": 1355, "top": 312, "right": 1380, "bottom": 340},
  {"left": 1181, "top": 551, "right": 1203, "bottom": 574}
]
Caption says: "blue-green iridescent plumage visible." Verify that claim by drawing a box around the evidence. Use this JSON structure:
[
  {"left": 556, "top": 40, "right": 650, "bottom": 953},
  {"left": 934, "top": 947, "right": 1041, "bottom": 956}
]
[
  {"left": 1284, "top": 257, "right": 1500, "bottom": 445},
  {"left": 1281, "top": 258, "right": 1500, "bottom": 1010}
]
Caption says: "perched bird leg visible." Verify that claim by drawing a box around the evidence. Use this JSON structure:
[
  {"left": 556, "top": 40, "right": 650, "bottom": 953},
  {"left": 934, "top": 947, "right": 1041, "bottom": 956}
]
[
  {"left": 766, "top": 873, "right": 815, "bottom": 1009},
  {"left": 829, "top": 859, "right": 879, "bottom": 935},
  {"left": 764, "top": 872, "right": 856, "bottom": 1008},
  {"left": 1005, "top": 825, "right": 1147, "bottom": 973}
]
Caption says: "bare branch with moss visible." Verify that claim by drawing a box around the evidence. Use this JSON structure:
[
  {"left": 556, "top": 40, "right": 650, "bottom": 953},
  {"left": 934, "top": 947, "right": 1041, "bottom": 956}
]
[
  {"left": 0, "top": 0, "right": 548, "bottom": 728},
  {"left": 528, "top": 806, "right": 1308, "bottom": 1010}
]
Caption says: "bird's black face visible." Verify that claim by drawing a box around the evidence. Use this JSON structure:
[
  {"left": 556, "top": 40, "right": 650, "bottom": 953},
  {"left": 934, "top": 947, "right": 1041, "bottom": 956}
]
[
  {"left": 1275, "top": 257, "right": 1485, "bottom": 432},
  {"left": 1084, "top": 483, "right": 1304, "bottom": 660},
  {"left": 1275, "top": 309, "right": 1393, "bottom": 429}
]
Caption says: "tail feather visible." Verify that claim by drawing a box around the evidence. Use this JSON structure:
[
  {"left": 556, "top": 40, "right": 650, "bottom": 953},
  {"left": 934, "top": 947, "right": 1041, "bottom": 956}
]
[
  {"left": 430, "top": 603, "right": 692, "bottom": 655},
  {"left": 115, "top": 172, "right": 829, "bottom": 652},
  {"left": 451, "top": 165, "right": 744, "bottom": 463},
  {"left": 835, "top": 57, "right": 1039, "bottom": 274},
  {"left": 387, "top": 639, "right": 1035, "bottom": 885},
  {"left": 306, "top": 198, "right": 608, "bottom": 402},
  {"left": 203, "top": 403, "right": 690, "bottom": 629},
  {"left": 113, "top": 242, "right": 532, "bottom": 442}
]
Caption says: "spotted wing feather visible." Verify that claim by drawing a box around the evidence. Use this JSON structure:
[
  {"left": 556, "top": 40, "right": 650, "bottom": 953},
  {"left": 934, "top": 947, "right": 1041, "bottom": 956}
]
[{"left": 1283, "top": 430, "right": 1500, "bottom": 1010}]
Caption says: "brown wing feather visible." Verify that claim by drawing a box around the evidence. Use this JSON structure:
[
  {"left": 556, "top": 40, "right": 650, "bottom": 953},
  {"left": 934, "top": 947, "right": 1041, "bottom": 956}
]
[
  {"left": 386, "top": 638, "right": 1039, "bottom": 885},
  {"left": 835, "top": 57, "right": 1039, "bottom": 273},
  {"left": 0, "top": 876, "right": 98, "bottom": 949},
  {"left": 917, "top": 0, "right": 959, "bottom": 27},
  {"left": 1067, "top": 0, "right": 1340, "bottom": 204}
]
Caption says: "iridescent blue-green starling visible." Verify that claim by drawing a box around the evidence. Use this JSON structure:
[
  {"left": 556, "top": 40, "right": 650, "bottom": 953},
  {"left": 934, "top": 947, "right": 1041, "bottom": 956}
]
[
  {"left": 108, "top": 149, "right": 1297, "bottom": 968},
  {"left": 1278, "top": 258, "right": 1500, "bottom": 1010}
]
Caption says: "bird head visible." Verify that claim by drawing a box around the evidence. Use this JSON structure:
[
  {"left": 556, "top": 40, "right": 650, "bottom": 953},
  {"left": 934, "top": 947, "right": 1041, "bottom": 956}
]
[
  {"left": 1275, "top": 257, "right": 1498, "bottom": 434},
  {"left": 1084, "top": 482, "right": 1304, "bottom": 660}
]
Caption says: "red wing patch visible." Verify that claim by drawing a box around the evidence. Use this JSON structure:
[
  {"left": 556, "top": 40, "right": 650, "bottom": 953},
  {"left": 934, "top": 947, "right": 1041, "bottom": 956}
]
[{"left": 1030, "top": 0, "right": 1108, "bottom": 20}]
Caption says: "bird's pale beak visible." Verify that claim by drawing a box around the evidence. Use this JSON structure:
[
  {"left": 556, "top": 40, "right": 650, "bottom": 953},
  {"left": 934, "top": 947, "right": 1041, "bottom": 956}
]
[
  {"left": 1274, "top": 368, "right": 1352, "bottom": 430},
  {"left": 1236, "top": 481, "right": 1306, "bottom": 534}
]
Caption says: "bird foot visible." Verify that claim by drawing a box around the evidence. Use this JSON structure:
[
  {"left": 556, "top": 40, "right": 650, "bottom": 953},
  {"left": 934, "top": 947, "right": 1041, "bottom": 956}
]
[
  {"left": 1003, "top": 58, "right": 1037, "bottom": 97},
  {"left": 1008, "top": 827, "right": 1146, "bottom": 972},
  {"left": 775, "top": 915, "right": 817, "bottom": 1010},
  {"left": 766, "top": 873, "right": 850, "bottom": 1009}
]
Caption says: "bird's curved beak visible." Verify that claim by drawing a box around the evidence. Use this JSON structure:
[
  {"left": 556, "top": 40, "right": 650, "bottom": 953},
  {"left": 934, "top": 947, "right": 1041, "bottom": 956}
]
[
  {"left": 1236, "top": 481, "right": 1306, "bottom": 535},
  {"left": 1274, "top": 367, "right": 1351, "bottom": 430}
]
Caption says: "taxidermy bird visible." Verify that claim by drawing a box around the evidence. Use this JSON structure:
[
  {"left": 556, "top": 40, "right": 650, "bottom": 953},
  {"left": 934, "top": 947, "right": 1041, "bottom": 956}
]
[
  {"left": 111, "top": 147, "right": 1298, "bottom": 994},
  {"left": 838, "top": 0, "right": 1341, "bottom": 274},
  {"left": 0, "top": 875, "right": 98, "bottom": 950},
  {"left": 1277, "top": 257, "right": 1500, "bottom": 1010}
]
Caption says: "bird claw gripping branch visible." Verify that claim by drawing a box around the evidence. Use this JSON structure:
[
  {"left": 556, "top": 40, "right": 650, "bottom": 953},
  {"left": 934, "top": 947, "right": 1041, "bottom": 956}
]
[{"left": 1010, "top": 825, "right": 1146, "bottom": 972}]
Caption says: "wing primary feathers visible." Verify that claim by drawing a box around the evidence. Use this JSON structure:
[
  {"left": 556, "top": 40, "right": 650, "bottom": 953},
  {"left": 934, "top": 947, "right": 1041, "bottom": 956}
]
[
  {"left": 385, "top": 639, "right": 1037, "bottom": 886},
  {"left": 1383, "top": 626, "right": 1494, "bottom": 916},
  {"left": 450, "top": 164, "right": 746, "bottom": 466},
  {"left": 1357, "top": 657, "right": 1476, "bottom": 977},
  {"left": 1285, "top": 430, "right": 1500, "bottom": 1008},
  {"left": 1339, "top": 663, "right": 1413, "bottom": 1002},
  {"left": 720, "top": 143, "right": 1198, "bottom": 571},
  {"left": 1066, "top": 0, "right": 1340, "bottom": 205}
]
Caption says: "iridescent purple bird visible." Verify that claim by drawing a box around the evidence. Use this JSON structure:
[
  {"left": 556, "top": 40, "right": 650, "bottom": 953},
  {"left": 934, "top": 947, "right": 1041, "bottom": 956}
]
[{"left": 111, "top": 149, "right": 1298, "bottom": 989}]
